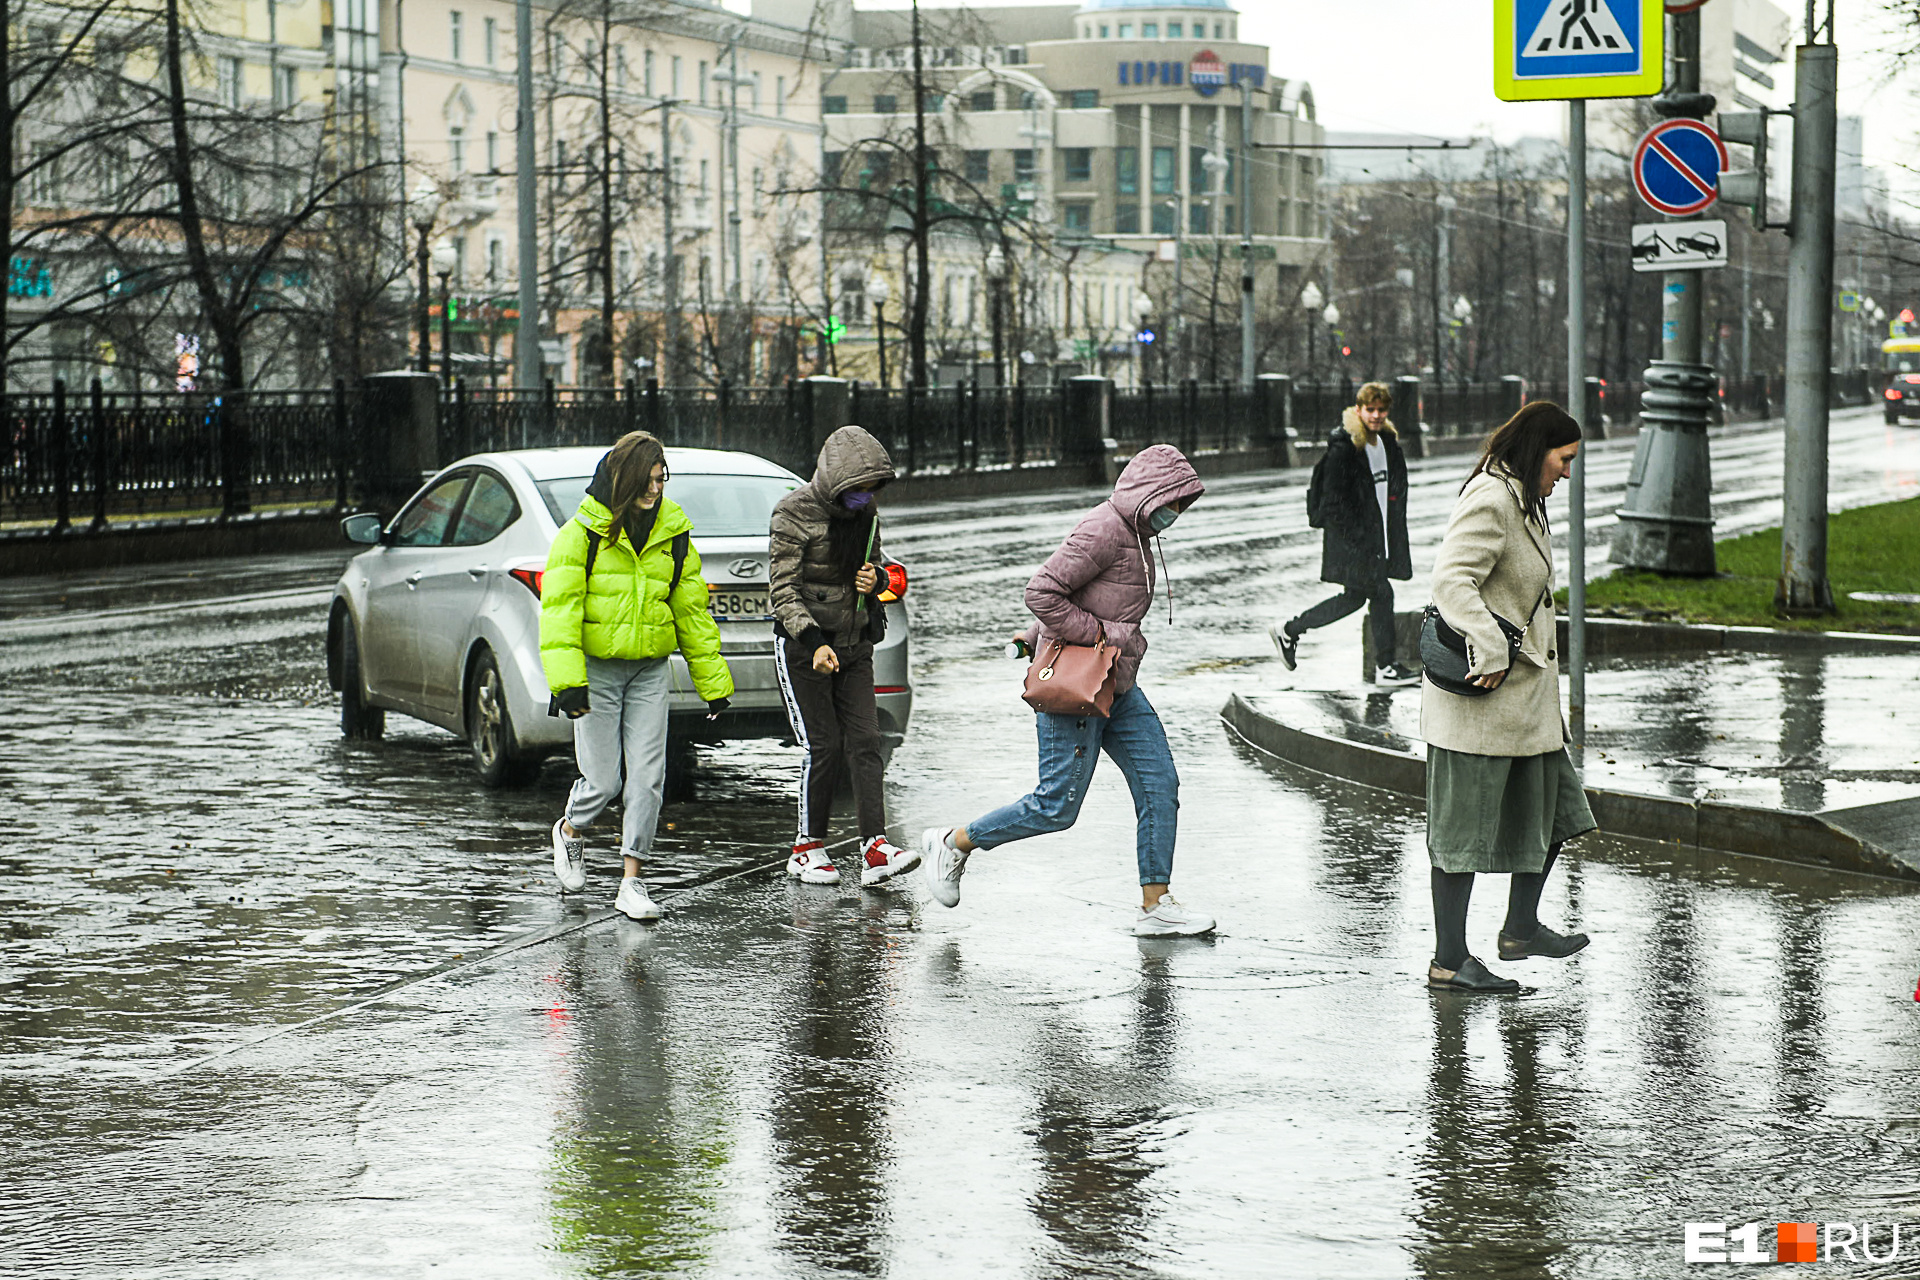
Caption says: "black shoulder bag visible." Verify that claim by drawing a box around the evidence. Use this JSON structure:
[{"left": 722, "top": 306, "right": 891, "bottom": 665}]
[{"left": 1418, "top": 600, "right": 1535, "bottom": 698}]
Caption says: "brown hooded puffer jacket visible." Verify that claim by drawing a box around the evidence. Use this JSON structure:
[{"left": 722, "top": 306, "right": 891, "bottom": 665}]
[{"left": 769, "top": 425, "right": 898, "bottom": 651}]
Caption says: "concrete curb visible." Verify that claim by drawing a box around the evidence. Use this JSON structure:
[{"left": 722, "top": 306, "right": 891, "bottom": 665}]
[
  {"left": 1220, "top": 692, "right": 1920, "bottom": 882},
  {"left": 1559, "top": 615, "right": 1920, "bottom": 657}
]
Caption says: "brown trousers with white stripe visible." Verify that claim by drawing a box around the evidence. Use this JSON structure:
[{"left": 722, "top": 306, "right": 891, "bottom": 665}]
[{"left": 773, "top": 635, "right": 887, "bottom": 841}]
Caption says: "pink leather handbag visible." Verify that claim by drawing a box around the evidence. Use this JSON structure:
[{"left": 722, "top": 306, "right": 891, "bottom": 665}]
[{"left": 1022, "top": 635, "right": 1118, "bottom": 718}]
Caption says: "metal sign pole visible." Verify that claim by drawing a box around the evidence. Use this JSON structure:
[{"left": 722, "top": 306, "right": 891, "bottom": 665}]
[{"left": 1567, "top": 99, "right": 1587, "bottom": 750}]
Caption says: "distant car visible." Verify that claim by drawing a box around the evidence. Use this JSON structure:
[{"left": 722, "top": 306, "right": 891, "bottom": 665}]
[
  {"left": 326, "top": 446, "right": 914, "bottom": 791},
  {"left": 1676, "top": 232, "right": 1721, "bottom": 255}
]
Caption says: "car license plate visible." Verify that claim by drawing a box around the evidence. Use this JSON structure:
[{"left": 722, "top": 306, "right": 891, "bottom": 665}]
[{"left": 709, "top": 586, "right": 772, "bottom": 621}]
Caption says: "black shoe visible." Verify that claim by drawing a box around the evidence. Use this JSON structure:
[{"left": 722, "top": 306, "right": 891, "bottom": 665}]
[
  {"left": 1498, "top": 925, "right": 1591, "bottom": 961},
  {"left": 1428, "top": 955, "right": 1520, "bottom": 993},
  {"left": 1375, "top": 661, "right": 1421, "bottom": 688},
  {"left": 1269, "top": 623, "right": 1299, "bottom": 671}
]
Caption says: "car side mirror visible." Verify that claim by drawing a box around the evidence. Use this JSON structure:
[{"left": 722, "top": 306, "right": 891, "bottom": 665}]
[{"left": 341, "top": 512, "right": 384, "bottom": 545}]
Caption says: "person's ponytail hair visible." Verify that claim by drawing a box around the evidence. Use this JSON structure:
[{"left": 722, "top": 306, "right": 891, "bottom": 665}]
[
  {"left": 1464, "top": 401, "right": 1581, "bottom": 525},
  {"left": 605, "top": 430, "right": 667, "bottom": 546}
]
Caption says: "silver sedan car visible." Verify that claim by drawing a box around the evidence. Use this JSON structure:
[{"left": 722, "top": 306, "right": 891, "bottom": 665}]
[{"left": 326, "top": 445, "right": 914, "bottom": 791}]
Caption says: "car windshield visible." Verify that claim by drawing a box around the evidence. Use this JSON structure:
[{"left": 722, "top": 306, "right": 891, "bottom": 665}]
[
  {"left": 536, "top": 472, "right": 802, "bottom": 537},
  {"left": 1887, "top": 352, "right": 1920, "bottom": 374}
]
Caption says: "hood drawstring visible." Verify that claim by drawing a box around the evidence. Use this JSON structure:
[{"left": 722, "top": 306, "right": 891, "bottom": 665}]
[{"left": 1155, "top": 536, "right": 1175, "bottom": 625}]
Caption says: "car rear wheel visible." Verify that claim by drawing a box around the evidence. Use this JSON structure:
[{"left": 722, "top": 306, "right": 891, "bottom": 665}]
[
  {"left": 468, "top": 648, "right": 540, "bottom": 788},
  {"left": 339, "top": 624, "right": 385, "bottom": 741}
]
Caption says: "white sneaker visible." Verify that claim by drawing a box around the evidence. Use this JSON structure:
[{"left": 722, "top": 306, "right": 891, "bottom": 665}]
[
  {"left": 859, "top": 835, "right": 922, "bottom": 887},
  {"left": 1133, "top": 893, "right": 1215, "bottom": 937},
  {"left": 614, "top": 877, "right": 660, "bottom": 922},
  {"left": 921, "top": 827, "right": 970, "bottom": 908},
  {"left": 551, "top": 818, "right": 587, "bottom": 893},
  {"left": 786, "top": 840, "right": 841, "bottom": 886}
]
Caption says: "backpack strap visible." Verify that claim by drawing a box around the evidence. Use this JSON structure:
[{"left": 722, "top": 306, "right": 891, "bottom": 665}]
[
  {"left": 667, "top": 530, "right": 690, "bottom": 599},
  {"left": 582, "top": 529, "right": 602, "bottom": 582}
]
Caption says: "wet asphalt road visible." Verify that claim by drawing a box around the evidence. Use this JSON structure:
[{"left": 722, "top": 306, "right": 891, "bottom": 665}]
[{"left": 4, "top": 409, "right": 1920, "bottom": 1279}]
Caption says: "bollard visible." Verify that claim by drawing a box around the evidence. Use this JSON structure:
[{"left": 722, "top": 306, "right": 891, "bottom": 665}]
[
  {"left": 1257, "top": 373, "right": 1295, "bottom": 467},
  {"left": 1501, "top": 374, "right": 1527, "bottom": 419},
  {"left": 219, "top": 390, "right": 252, "bottom": 519},
  {"left": 357, "top": 371, "right": 438, "bottom": 516},
  {"left": 51, "top": 379, "right": 71, "bottom": 535},
  {"left": 332, "top": 377, "right": 350, "bottom": 510},
  {"left": 1392, "top": 375, "right": 1425, "bottom": 459},
  {"left": 1582, "top": 375, "right": 1607, "bottom": 441},
  {"left": 1062, "top": 376, "right": 1111, "bottom": 485},
  {"left": 800, "top": 375, "right": 849, "bottom": 464},
  {"left": 90, "top": 377, "right": 109, "bottom": 531}
]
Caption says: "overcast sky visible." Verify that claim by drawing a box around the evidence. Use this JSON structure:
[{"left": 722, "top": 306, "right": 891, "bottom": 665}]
[{"left": 841, "top": 0, "right": 1920, "bottom": 201}]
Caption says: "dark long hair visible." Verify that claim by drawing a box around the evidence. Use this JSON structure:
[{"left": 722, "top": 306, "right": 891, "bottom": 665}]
[
  {"left": 1464, "top": 401, "right": 1581, "bottom": 525},
  {"left": 604, "top": 430, "right": 667, "bottom": 547}
]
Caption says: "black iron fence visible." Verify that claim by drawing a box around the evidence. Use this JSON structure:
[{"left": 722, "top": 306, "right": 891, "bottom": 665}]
[
  {"left": 2, "top": 384, "right": 351, "bottom": 528},
  {"left": 8, "top": 365, "right": 1849, "bottom": 532},
  {"left": 850, "top": 381, "right": 1066, "bottom": 474},
  {"left": 442, "top": 380, "right": 811, "bottom": 472}
]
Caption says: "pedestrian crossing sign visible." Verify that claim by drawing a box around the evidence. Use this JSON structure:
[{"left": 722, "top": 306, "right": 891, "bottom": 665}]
[{"left": 1494, "top": 0, "right": 1665, "bottom": 101}]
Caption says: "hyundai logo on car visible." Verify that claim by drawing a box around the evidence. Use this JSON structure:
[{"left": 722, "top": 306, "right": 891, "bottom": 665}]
[{"left": 727, "top": 558, "right": 765, "bottom": 578}]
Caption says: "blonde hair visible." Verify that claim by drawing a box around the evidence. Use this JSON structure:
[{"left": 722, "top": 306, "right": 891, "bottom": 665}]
[{"left": 1356, "top": 381, "right": 1392, "bottom": 409}]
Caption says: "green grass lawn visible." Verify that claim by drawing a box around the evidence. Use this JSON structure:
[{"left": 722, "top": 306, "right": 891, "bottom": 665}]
[{"left": 1565, "top": 495, "right": 1920, "bottom": 634}]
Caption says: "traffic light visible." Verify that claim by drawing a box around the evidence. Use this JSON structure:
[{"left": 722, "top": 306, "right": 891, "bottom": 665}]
[{"left": 1717, "top": 109, "right": 1774, "bottom": 230}]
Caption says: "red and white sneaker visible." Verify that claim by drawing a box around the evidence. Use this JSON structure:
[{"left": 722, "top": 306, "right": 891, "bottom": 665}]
[
  {"left": 786, "top": 839, "right": 841, "bottom": 885},
  {"left": 858, "top": 835, "right": 922, "bottom": 888}
]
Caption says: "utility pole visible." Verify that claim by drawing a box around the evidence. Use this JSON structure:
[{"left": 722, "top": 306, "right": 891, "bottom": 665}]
[
  {"left": 514, "top": 0, "right": 540, "bottom": 389},
  {"left": 1611, "top": 7, "right": 1718, "bottom": 576},
  {"left": 660, "top": 99, "right": 678, "bottom": 386},
  {"left": 1567, "top": 100, "right": 1588, "bottom": 744},
  {"left": 728, "top": 45, "right": 744, "bottom": 308},
  {"left": 1433, "top": 191, "right": 1454, "bottom": 376},
  {"left": 906, "top": 0, "right": 932, "bottom": 386},
  {"left": 1238, "top": 80, "right": 1255, "bottom": 388},
  {"left": 1777, "top": 28, "right": 1838, "bottom": 613}
]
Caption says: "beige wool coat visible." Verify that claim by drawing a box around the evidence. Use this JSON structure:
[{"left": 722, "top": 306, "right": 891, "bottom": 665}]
[{"left": 1420, "top": 466, "right": 1566, "bottom": 757}]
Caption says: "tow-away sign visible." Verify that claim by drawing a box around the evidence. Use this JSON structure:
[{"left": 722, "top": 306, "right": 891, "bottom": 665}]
[{"left": 1631, "top": 219, "right": 1729, "bottom": 272}]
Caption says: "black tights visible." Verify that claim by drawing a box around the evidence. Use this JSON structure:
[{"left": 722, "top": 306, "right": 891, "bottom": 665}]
[{"left": 1430, "top": 844, "right": 1563, "bottom": 970}]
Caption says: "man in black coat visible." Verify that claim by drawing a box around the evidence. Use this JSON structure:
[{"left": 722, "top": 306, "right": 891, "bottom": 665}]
[{"left": 1271, "top": 381, "right": 1420, "bottom": 686}]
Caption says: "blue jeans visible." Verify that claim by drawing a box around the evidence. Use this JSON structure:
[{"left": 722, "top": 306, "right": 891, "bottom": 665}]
[{"left": 965, "top": 684, "right": 1179, "bottom": 886}]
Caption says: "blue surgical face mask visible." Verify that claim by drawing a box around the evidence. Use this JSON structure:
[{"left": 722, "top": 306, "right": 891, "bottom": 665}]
[
  {"left": 1148, "top": 505, "right": 1180, "bottom": 533},
  {"left": 840, "top": 490, "right": 873, "bottom": 511}
]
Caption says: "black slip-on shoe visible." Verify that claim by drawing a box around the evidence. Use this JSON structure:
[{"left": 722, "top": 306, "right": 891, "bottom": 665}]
[
  {"left": 1428, "top": 955, "right": 1521, "bottom": 993},
  {"left": 1498, "top": 926, "right": 1591, "bottom": 962}
]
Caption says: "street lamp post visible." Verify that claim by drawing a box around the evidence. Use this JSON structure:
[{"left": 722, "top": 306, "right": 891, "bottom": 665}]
[
  {"left": 1322, "top": 301, "right": 1341, "bottom": 373},
  {"left": 985, "top": 244, "right": 1008, "bottom": 388},
  {"left": 1299, "top": 280, "right": 1324, "bottom": 379},
  {"left": 433, "top": 239, "right": 458, "bottom": 388},
  {"left": 409, "top": 179, "right": 443, "bottom": 374},
  {"left": 866, "top": 274, "right": 892, "bottom": 389}
]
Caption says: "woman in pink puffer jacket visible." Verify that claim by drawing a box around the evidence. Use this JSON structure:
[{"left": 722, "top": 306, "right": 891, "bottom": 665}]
[{"left": 918, "top": 445, "right": 1215, "bottom": 937}]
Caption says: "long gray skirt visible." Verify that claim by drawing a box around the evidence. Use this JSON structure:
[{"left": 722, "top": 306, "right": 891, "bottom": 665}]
[{"left": 1426, "top": 745, "right": 1597, "bottom": 874}]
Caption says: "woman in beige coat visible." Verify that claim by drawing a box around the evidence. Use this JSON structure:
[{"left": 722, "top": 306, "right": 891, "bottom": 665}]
[{"left": 1422, "top": 402, "right": 1596, "bottom": 993}]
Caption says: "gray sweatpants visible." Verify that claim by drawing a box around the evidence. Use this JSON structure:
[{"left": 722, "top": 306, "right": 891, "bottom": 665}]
[{"left": 565, "top": 655, "right": 672, "bottom": 858}]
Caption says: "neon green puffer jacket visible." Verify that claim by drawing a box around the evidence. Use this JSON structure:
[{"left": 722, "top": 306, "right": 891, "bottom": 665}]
[{"left": 539, "top": 494, "right": 735, "bottom": 702}]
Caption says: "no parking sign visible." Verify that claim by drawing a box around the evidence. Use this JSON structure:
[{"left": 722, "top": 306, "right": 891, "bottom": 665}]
[{"left": 1632, "top": 118, "right": 1728, "bottom": 217}]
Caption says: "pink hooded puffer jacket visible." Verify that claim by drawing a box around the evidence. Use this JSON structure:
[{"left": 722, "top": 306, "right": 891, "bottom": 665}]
[{"left": 1023, "top": 444, "right": 1205, "bottom": 695}]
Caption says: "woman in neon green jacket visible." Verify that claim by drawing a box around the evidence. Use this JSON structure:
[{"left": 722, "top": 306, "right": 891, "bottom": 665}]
[{"left": 540, "top": 430, "right": 734, "bottom": 921}]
